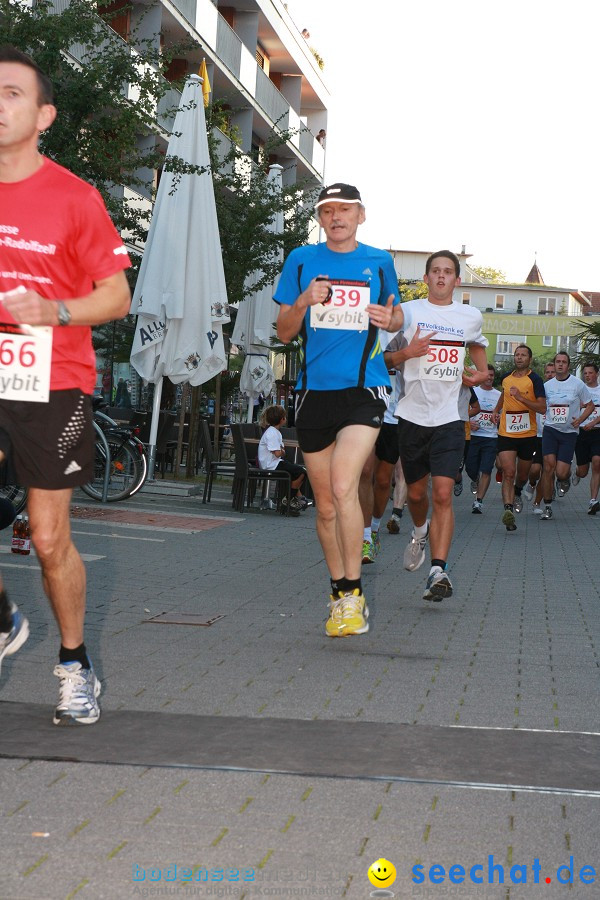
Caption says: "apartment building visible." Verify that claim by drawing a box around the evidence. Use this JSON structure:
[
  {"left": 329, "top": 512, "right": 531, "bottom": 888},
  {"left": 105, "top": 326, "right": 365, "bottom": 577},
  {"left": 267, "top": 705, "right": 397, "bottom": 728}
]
[{"left": 103, "top": 0, "right": 328, "bottom": 192}]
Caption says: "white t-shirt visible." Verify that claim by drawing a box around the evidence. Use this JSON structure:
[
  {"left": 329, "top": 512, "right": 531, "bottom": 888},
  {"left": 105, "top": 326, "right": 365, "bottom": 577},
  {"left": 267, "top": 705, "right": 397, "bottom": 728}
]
[
  {"left": 543, "top": 375, "right": 592, "bottom": 434},
  {"left": 258, "top": 425, "right": 283, "bottom": 470},
  {"left": 394, "top": 298, "right": 488, "bottom": 427},
  {"left": 471, "top": 385, "right": 501, "bottom": 438},
  {"left": 381, "top": 330, "right": 406, "bottom": 425},
  {"left": 583, "top": 383, "right": 600, "bottom": 429}
]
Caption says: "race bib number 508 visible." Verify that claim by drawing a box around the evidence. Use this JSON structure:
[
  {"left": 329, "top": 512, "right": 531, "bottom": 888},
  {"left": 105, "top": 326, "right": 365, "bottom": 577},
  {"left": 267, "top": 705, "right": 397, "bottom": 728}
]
[
  {"left": 419, "top": 338, "right": 465, "bottom": 381},
  {"left": 0, "top": 323, "right": 52, "bottom": 402}
]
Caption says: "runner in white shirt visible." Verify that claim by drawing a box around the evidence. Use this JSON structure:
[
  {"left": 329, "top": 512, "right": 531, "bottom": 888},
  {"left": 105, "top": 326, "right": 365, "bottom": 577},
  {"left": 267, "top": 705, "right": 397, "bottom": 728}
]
[
  {"left": 465, "top": 364, "right": 501, "bottom": 513},
  {"left": 395, "top": 251, "right": 489, "bottom": 601},
  {"left": 572, "top": 363, "right": 600, "bottom": 514},
  {"left": 539, "top": 352, "right": 594, "bottom": 520}
]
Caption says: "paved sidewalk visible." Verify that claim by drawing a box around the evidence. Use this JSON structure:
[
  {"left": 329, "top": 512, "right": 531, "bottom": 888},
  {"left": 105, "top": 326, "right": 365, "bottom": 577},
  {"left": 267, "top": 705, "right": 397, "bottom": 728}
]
[{"left": 0, "top": 481, "right": 599, "bottom": 899}]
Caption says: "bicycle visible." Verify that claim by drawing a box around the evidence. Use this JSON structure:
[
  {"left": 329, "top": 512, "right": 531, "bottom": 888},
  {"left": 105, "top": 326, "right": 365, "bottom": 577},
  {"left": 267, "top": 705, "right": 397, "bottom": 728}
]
[{"left": 79, "top": 400, "right": 148, "bottom": 502}]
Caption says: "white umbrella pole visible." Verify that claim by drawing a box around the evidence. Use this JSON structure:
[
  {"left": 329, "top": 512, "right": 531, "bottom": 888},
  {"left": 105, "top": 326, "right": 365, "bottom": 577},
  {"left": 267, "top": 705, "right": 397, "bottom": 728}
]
[
  {"left": 246, "top": 396, "right": 254, "bottom": 423},
  {"left": 147, "top": 377, "right": 164, "bottom": 481}
]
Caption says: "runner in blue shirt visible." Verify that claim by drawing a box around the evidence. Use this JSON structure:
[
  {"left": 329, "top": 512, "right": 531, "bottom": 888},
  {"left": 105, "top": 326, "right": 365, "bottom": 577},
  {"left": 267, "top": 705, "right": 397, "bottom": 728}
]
[{"left": 275, "top": 183, "right": 403, "bottom": 638}]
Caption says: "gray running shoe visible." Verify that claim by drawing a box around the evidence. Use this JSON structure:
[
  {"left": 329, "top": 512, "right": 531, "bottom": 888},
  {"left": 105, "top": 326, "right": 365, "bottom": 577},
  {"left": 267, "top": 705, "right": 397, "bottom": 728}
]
[
  {"left": 557, "top": 479, "right": 570, "bottom": 497},
  {"left": 533, "top": 503, "right": 542, "bottom": 515},
  {"left": 472, "top": 500, "right": 483, "bottom": 514},
  {"left": 572, "top": 473, "right": 581, "bottom": 486},
  {"left": 53, "top": 662, "right": 101, "bottom": 725},
  {"left": 403, "top": 525, "right": 429, "bottom": 571},
  {"left": 540, "top": 505, "right": 553, "bottom": 521},
  {"left": 0, "top": 604, "right": 29, "bottom": 676},
  {"left": 423, "top": 569, "right": 453, "bottom": 602},
  {"left": 513, "top": 496, "right": 523, "bottom": 514},
  {"left": 453, "top": 480, "right": 463, "bottom": 496},
  {"left": 588, "top": 500, "right": 599, "bottom": 516},
  {"left": 470, "top": 479, "right": 479, "bottom": 495}
]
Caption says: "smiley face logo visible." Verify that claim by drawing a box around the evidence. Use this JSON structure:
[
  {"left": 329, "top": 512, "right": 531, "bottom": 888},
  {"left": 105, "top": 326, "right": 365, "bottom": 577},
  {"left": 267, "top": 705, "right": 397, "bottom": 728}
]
[{"left": 367, "top": 858, "right": 396, "bottom": 888}]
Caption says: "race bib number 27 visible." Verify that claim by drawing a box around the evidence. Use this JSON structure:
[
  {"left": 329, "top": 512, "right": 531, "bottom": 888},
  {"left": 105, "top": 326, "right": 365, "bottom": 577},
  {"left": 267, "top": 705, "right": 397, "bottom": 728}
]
[{"left": 0, "top": 323, "right": 52, "bottom": 403}]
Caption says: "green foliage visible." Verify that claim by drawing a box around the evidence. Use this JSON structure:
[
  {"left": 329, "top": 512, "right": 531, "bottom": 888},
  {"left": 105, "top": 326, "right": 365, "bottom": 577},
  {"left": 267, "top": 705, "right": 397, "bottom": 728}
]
[
  {"left": 206, "top": 101, "right": 317, "bottom": 307},
  {"left": 472, "top": 266, "right": 507, "bottom": 284},
  {"left": 1, "top": 0, "right": 196, "bottom": 251},
  {"left": 398, "top": 279, "right": 428, "bottom": 303},
  {"left": 570, "top": 320, "right": 600, "bottom": 370},
  {"left": 491, "top": 352, "right": 555, "bottom": 387}
]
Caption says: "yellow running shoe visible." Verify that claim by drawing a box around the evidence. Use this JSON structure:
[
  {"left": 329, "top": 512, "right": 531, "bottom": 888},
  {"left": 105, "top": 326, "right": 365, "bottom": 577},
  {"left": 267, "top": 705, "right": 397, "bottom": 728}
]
[{"left": 325, "top": 589, "right": 369, "bottom": 637}]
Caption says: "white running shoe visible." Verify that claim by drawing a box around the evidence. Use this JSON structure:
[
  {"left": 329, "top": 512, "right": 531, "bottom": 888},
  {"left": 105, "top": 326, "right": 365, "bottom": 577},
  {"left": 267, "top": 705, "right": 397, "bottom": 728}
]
[
  {"left": 423, "top": 568, "right": 453, "bottom": 602},
  {"left": 522, "top": 483, "right": 534, "bottom": 501},
  {"left": 403, "top": 525, "right": 429, "bottom": 571},
  {"left": 0, "top": 603, "right": 29, "bottom": 676},
  {"left": 53, "top": 662, "right": 101, "bottom": 725}
]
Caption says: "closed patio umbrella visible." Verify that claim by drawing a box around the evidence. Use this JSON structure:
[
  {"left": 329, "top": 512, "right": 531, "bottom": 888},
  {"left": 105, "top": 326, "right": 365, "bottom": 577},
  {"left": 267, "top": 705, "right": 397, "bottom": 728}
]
[{"left": 130, "top": 74, "right": 229, "bottom": 477}]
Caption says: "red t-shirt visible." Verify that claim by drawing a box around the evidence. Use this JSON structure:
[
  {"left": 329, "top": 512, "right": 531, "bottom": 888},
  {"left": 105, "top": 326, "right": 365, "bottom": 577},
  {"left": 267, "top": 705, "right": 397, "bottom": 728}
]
[{"left": 0, "top": 157, "right": 131, "bottom": 393}]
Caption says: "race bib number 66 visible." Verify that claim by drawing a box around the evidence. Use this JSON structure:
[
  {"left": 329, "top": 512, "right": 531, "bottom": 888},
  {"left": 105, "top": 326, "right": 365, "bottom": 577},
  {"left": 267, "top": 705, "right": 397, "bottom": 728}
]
[{"left": 0, "top": 323, "right": 52, "bottom": 403}]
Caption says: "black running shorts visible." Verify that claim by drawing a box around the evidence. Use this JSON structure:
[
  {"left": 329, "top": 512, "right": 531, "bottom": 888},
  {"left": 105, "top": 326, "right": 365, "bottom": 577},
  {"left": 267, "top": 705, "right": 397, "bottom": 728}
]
[
  {"left": 397, "top": 418, "right": 465, "bottom": 484},
  {"left": 0, "top": 389, "right": 95, "bottom": 489},
  {"left": 375, "top": 421, "right": 400, "bottom": 465},
  {"left": 496, "top": 435, "right": 538, "bottom": 461},
  {"left": 295, "top": 387, "right": 387, "bottom": 454}
]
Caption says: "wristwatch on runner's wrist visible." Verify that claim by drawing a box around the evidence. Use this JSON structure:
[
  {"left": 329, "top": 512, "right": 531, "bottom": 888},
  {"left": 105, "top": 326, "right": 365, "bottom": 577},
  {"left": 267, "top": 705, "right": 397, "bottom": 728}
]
[{"left": 56, "top": 301, "right": 72, "bottom": 326}]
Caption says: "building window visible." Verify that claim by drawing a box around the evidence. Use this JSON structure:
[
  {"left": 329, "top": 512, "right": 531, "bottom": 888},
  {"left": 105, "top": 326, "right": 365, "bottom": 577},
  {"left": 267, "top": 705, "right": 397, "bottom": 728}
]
[
  {"left": 538, "top": 297, "right": 557, "bottom": 315},
  {"left": 462, "top": 292, "right": 471, "bottom": 305},
  {"left": 542, "top": 336, "right": 553, "bottom": 348},
  {"left": 497, "top": 335, "right": 526, "bottom": 355},
  {"left": 256, "top": 48, "right": 265, "bottom": 69},
  {"left": 495, "top": 294, "right": 505, "bottom": 309}
]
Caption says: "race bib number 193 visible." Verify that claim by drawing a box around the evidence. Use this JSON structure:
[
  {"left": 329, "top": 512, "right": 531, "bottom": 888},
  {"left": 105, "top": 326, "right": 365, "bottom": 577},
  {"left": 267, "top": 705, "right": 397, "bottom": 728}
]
[{"left": 0, "top": 323, "right": 52, "bottom": 403}]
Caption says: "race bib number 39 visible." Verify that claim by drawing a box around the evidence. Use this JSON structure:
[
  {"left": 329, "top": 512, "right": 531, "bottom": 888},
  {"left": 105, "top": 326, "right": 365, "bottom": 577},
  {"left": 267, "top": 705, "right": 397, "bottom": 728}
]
[
  {"left": 419, "top": 338, "right": 465, "bottom": 381},
  {"left": 310, "top": 280, "right": 370, "bottom": 331},
  {"left": 0, "top": 323, "right": 52, "bottom": 403},
  {"left": 506, "top": 411, "right": 531, "bottom": 434}
]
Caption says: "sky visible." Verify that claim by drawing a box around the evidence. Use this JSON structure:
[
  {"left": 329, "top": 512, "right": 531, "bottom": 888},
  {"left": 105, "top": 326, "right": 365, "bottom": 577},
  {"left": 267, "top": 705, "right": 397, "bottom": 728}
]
[{"left": 286, "top": 0, "right": 599, "bottom": 290}]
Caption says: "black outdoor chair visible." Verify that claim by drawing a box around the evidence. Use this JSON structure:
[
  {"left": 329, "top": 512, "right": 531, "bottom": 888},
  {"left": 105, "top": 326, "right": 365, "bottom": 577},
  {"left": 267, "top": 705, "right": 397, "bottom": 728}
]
[
  {"left": 230, "top": 424, "right": 291, "bottom": 514},
  {"left": 200, "top": 418, "right": 236, "bottom": 503}
]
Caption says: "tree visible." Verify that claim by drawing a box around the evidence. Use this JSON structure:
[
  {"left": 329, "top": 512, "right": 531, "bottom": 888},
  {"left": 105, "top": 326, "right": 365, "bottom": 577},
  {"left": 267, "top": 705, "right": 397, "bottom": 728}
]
[
  {"left": 206, "top": 103, "right": 317, "bottom": 307},
  {"left": 398, "top": 279, "right": 428, "bottom": 303},
  {"left": 3, "top": 2, "right": 317, "bottom": 367},
  {"left": 2, "top": 0, "right": 195, "bottom": 250},
  {"left": 472, "top": 266, "right": 507, "bottom": 284},
  {"left": 570, "top": 320, "right": 600, "bottom": 371}
]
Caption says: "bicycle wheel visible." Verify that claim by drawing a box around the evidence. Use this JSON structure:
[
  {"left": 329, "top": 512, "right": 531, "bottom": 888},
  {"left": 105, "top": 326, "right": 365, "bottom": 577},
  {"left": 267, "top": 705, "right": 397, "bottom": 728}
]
[
  {"left": 80, "top": 438, "right": 142, "bottom": 502},
  {"left": 124, "top": 442, "right": 148, "bottom": 498},
  {"left": 0, "top": 484, "right": 28, "bottom": 515}
]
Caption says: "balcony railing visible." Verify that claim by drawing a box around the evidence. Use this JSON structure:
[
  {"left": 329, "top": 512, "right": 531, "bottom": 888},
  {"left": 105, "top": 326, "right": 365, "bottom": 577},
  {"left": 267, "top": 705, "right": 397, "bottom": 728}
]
[
  {"left": 255, "top": 66, "right": 289, "bottom": 129},
  {"left": 216, "top": 13, "right": 242, "bottom": 79}
]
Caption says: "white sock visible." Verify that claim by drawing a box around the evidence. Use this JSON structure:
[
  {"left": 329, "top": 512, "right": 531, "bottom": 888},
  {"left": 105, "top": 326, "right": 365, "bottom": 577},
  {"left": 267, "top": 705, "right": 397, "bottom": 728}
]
[
  {"left": 363, "top": 527, "right": 371, "bottom": 541},
  {"left": 414, "top": 520, "right": 429, "bottom": 539},
  {"left": 371, "top": 517, "right": 381, "bottom": 532}
]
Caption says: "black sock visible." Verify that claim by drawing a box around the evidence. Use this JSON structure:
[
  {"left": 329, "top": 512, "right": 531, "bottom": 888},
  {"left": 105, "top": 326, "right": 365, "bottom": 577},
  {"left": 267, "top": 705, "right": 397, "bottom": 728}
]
[
  {"left": 330, "top": 577, "right": 341, "bottom": 594},
  {"left": 476, "top": 497, "right": 483, "bottom": 503},
  {"left": 431, "top": 559, "right": 446, "bottom": 570},
  {"left": 543, "top": 499, "right": 553, "bottom": 505},
  {"left": 0, "top": 590, "right": 13, "bottom": 632},
  {"left": 514, "top": 485, "right": 523, "bottom": 496},
  {"left": 392, "top": 507, "right": 403, "bottom": 518},
  {"left": 504, "top": 503, "right": 513, "bottom": 511},
  {"left": 336, "top": 577, "right": 362, "bottom": 594},
  {"left": 59, "top": 643, "right": 91, "bottom": 669}
]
